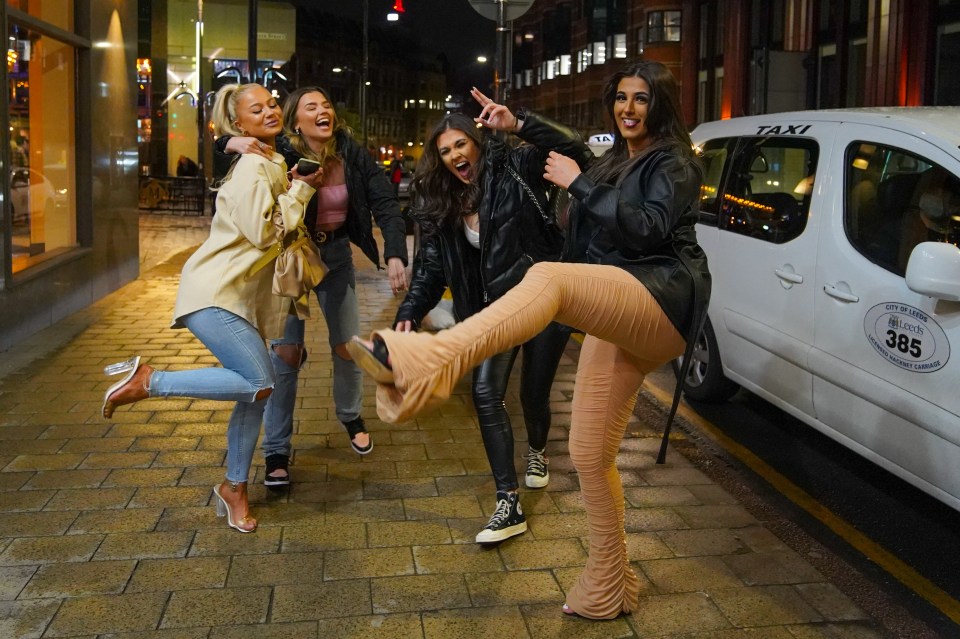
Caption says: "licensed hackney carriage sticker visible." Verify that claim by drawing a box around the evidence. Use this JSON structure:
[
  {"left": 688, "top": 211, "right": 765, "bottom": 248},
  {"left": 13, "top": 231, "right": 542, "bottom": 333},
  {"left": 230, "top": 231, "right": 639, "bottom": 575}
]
[{"left": 863, "top": 303, "right": 950, "bottom": 373}]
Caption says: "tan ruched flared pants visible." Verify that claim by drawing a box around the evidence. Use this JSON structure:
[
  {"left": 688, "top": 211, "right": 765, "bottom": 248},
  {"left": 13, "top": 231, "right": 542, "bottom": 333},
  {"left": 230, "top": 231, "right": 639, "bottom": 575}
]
[{"left": 372, "top": 262, "right": 685, "bottom": 618}]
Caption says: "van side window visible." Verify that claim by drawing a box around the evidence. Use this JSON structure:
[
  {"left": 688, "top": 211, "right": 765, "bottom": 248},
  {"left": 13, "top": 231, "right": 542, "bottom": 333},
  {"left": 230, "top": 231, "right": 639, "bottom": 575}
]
[
  {"left": 697, "top": 137, "right": 735, "bottom": 226},
  {"left": 845, "top": 142, "right": 960, "bottom": 277},
  {"left": 719, "top": 137, "right": 818, "bottom": 244}
]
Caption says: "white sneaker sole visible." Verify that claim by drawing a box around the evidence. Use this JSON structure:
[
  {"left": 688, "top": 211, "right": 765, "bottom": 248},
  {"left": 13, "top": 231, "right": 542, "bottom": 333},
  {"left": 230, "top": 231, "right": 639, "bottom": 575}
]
[
  {"left": 475, "top": 520, "right": 527, "bottom": 544},
  {"left": 525, "top": 472, "right": 549, "bottom": 489}
]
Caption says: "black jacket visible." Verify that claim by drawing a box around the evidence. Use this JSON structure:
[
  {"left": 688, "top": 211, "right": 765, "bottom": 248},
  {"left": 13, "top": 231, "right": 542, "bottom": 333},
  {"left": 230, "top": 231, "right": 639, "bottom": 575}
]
[
  {"left": 395, "top": 111, "right": 589, "bottom": 327},
  {"left": 565, "top": 143, "right": 711, "bottom": 337},
  {"left": 214, "top": 132, "right": 408, "bottom": 268}
]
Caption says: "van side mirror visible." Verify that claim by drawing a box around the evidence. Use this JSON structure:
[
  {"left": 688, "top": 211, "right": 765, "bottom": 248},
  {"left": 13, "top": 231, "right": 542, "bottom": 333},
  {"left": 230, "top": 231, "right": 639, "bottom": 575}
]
[
  {"left": 749, "top": 152, "right": 769, "bottom": 173},
  {"left": 905, "top": 242, "right": 960, "bottom": 301}
]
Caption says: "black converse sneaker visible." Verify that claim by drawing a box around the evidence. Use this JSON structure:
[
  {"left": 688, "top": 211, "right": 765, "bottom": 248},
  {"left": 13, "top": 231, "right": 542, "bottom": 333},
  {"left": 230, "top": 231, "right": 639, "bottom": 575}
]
[
  {"left": 475, "top": 491, "right": 527, "bottom": 543},
  {"left": 263, "top": 454, "right": 290, "bottom": 488},
  {"left": 525, "top": 447, "right": 550, "bottom": 488}
]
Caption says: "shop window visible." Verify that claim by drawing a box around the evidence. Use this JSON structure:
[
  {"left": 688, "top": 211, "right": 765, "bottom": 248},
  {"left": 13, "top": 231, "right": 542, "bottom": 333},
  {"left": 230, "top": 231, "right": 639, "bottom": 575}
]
[
  {"left": 6, "top": 22, "right": 78, "bottom": 274},
  {"left": 6, "top": 0, "right": 73, "bottom": 31},
  {"left": 845, "top": 142, "right": 960, "bottom": 276},
  {"left": 647, "top": 10, "right": 681, "bottom": 44}
]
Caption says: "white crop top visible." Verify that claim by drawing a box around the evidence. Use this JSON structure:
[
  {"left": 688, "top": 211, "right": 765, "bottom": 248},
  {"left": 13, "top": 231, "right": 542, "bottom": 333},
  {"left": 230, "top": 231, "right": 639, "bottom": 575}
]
[{"left": 463, "top": 221, "right": 481, "bottom": 249}]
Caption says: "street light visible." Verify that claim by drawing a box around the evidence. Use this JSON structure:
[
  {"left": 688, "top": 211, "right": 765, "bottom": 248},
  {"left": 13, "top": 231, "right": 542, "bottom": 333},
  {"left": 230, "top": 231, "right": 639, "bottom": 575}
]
[{"left": 362, "top": 0, "right": 369, "bottom": 149}]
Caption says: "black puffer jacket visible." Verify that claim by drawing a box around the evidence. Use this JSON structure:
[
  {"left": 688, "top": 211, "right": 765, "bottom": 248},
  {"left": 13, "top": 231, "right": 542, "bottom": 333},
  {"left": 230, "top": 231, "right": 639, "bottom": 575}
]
[
  {"left": 565, "top": 142, "right": 711, "bottom": 337},
  {"left": 215, "top": 132, "right": 408, "bottom": 268},
  {"left": 394, "top": 111, "right": 589, "bottom": 327}
]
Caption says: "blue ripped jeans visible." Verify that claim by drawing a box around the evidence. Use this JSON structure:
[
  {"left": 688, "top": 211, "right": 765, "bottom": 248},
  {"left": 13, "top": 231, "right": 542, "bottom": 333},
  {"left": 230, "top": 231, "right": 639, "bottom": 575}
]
[
  {"left": 262, "top": 235, "right": 362, "bottom": 458},
  {"left": 150, "top": 307, "right": 275, "bottom": 484}
]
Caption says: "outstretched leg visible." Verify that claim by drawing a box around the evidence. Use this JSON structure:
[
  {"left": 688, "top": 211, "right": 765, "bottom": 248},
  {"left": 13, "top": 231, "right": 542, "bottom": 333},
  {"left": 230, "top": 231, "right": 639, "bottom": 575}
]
[{"left": 367, "top": 262, "right": 683, "bottom": 423}]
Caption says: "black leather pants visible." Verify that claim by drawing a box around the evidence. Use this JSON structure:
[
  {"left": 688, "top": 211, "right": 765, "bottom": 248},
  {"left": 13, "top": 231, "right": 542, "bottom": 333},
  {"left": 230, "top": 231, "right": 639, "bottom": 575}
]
[{"left": 472, "top": 321, "right": 570, "bottom": 492}]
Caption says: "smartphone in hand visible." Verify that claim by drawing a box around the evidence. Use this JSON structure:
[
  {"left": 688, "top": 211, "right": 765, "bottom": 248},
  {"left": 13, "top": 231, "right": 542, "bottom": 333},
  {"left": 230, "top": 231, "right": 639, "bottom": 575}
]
[{"left": 296, "top": 158, "right": 322, "bottom": 175}]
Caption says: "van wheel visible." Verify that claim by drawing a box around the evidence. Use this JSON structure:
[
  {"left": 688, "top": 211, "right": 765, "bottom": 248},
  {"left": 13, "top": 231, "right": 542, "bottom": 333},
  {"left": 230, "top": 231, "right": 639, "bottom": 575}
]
[{"left": 672, "top": 318, "right": 739, "bottom": 402}]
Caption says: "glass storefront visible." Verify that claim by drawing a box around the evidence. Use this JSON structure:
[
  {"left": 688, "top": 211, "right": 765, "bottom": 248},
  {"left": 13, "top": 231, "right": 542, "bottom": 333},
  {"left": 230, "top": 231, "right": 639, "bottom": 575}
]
[{"left": 5, "top": 8, "right": 78, "bottom": 274}]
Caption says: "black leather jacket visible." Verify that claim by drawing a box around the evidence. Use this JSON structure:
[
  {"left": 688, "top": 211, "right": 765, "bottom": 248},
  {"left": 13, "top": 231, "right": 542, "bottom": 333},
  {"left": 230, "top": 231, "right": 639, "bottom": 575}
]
[
  {"left": 214, "top": 132, "right": 408, "bottom": 268},
  {"left": 565, "top": 143, "right": 711, "bottom": 337},
  {"left": 395, "top": 111, "right": 589, "bottom": 327}
]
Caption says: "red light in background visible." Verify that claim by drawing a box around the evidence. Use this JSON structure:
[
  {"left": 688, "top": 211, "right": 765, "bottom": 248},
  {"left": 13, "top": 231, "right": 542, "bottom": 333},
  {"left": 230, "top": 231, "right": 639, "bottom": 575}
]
[{"left": 393, "top": 0, "right": 405, "bottom": 12}]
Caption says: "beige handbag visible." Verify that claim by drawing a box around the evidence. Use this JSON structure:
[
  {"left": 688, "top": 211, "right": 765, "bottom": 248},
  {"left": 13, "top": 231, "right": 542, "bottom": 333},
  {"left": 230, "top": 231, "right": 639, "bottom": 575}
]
[{"left": 248, "top": 204, "right": 327, "bottom": 316}]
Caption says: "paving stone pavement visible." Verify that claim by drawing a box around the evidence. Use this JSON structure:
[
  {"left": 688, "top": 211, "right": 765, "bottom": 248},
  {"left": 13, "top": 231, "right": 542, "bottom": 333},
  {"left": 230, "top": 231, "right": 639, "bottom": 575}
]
[{"left": 0, "top": 212, "right": 897, "bottom": 637}]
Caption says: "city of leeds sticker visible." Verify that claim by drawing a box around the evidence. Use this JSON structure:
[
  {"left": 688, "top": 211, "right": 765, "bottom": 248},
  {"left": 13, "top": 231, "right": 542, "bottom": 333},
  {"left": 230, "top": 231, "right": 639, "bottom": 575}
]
[{"left": 863, "top": 302, "right": 950, "bottom": 373}]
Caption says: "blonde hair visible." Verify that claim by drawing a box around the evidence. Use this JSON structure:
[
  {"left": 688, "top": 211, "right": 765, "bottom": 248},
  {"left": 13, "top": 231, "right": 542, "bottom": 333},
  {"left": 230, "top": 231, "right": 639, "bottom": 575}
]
[{"left": 211, "top": 83, "right": 264, "bottom": 138}]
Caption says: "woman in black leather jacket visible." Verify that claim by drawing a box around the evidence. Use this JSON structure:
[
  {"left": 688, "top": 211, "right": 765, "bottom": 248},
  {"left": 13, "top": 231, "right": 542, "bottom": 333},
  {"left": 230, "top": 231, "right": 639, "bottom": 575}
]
[
  {"left": 349, "top": 62, "right": 710, "bottom": 619},
  {"left": 394, "top": 92, "right": 590, "bottom": 544},
  {"left": 217, "top": 87, "right": 408, "bottom": 484}
]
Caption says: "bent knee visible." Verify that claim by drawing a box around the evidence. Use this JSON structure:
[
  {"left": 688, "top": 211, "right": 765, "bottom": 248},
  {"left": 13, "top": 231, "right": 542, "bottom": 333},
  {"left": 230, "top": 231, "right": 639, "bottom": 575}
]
[{"left": 273, "top": 343, "right": 305, "bottom": 369}]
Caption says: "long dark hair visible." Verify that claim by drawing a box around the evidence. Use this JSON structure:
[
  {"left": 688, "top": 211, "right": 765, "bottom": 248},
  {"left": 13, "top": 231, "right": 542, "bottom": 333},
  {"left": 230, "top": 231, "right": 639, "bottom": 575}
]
[
  {"left": 587, "top": 60, "right": 698, "bottom": 184},
  {"left": 283, "top": 86, "right": 346, "bottom": 167},
  {"left": 410, "top": 113, "right": 487, "bottom": 226}
]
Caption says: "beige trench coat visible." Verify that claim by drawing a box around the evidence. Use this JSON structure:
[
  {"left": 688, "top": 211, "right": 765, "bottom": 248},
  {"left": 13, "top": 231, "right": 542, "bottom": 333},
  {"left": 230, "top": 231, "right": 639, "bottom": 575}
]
[{"left": 171, "top": 152, "right": 315, "bottom": 339}]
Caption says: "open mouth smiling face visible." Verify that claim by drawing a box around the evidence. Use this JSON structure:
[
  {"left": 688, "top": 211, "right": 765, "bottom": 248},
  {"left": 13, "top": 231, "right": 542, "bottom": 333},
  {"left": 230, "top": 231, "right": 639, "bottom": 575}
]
[
  {"left": 437, "top": 128, "right": 481, "bottom": 185},
  {"left": 296, "top": 91, "right": 336, "bottom": 142},
  {"left": 613, "top": 76, "right": 652, "bottom": 154}
]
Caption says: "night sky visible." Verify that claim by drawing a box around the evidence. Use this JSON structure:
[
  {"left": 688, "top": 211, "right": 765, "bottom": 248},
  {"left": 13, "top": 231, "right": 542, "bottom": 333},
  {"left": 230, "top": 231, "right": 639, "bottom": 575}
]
[{"left": 320, "top": 0, "right": 499, "bottom": 80}]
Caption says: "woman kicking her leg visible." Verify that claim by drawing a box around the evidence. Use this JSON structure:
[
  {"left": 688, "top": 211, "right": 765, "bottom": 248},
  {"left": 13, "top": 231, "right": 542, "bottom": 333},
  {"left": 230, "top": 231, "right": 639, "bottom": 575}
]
[{"left": 349, "top": 60, "right": 710, "bottom": 619}]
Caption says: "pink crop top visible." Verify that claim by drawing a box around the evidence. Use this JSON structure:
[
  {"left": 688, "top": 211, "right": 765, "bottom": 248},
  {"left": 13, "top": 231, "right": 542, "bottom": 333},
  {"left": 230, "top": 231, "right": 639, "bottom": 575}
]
[{"left": 315, "top": 183, "right": 348, "bottom": 228}]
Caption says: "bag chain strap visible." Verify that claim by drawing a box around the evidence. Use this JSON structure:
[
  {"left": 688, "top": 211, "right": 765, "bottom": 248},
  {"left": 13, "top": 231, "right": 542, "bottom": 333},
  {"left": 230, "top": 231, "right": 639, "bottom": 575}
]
[{"left": 505, "top": 164, "right": 550, "bottom": 223}]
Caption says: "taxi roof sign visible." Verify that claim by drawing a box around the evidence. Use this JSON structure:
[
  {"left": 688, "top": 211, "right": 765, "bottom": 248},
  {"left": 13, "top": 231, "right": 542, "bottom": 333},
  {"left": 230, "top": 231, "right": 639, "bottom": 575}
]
[{"left": 588, "top": 133, "right": 614, "bottom": 144}]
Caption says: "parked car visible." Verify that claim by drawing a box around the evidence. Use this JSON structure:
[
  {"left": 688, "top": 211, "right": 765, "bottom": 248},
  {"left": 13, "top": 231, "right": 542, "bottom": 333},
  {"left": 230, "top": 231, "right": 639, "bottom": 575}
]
[
  {"left": 9, "top": 167, "right": 56, "bottom": 226},
  {"left": 677, "top": 107, "right": 960, "bottom": 511}
]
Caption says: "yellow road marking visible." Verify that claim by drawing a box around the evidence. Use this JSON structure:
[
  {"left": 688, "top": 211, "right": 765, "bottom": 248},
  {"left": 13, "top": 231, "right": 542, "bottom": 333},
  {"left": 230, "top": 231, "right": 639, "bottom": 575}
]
[{"left": 642, "top": 380, "right": 960, "bottom": 626}]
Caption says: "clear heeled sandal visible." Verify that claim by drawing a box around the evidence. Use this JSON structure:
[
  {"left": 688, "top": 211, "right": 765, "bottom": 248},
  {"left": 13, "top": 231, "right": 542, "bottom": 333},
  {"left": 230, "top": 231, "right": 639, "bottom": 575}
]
[{"left": 101, "top": 356, "right": 144, "bottom": 419}]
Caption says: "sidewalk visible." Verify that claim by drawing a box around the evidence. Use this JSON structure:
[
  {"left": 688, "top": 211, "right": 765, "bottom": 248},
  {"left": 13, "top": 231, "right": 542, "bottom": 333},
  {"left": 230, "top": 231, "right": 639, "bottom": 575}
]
[{"left": 0, "top": 213, "right": 896, "bottom": 637}]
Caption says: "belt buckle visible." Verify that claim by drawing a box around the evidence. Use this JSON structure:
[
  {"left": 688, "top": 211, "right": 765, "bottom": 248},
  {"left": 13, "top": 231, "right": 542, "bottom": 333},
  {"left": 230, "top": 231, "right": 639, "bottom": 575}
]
[{"left": 315, "top": 230, "right": 328, "bottom": 244}]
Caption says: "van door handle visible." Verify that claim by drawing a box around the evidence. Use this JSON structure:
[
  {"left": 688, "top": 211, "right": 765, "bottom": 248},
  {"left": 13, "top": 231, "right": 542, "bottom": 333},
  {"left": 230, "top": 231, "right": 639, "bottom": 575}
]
[
  {"left": 823, "top": 284, "right": 860, "bottom": 303},
  {"left": 775, "top": 268, "right": 803, "bottom": 284}
]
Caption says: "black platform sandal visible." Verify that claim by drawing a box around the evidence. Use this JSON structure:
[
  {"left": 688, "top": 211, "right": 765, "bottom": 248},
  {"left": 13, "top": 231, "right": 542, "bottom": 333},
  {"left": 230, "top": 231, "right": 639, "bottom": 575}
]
[
  {"left": 264, "top": 454, "right": 290, "bottom": 488},
  {"left": 347, "top": 336, "right": 394, "bottom": 383},
  {"left": 342, "top": 417, "right": 373, "bottom": 455}
]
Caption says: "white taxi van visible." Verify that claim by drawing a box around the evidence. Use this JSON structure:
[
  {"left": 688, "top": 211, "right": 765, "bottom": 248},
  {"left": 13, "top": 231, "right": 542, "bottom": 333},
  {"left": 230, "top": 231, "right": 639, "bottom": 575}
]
[{"left": 680, "top": 108, "right": 960, "bottom": 511}]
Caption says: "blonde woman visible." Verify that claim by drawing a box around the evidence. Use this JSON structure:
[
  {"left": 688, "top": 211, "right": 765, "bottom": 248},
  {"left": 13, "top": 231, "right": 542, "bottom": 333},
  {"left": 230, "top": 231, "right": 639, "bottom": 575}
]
[
  {"left": 216, "top": 86, "right": 408, "bottom": 484},
  {"left": 100, "top": 83, "right": 322, "bottom": 532}
]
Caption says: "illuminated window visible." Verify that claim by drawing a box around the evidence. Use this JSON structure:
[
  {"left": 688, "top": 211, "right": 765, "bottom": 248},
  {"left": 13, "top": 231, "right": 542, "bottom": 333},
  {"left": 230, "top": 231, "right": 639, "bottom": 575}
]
[
  {"left": 612, "top": 33, "right": 627, "bottom": 59},
  {"left": 6, "top": 21, "right": 78, "bottom": 274},
  {"left": 593, "top": 41, "right": 606, "bottom": 65}
]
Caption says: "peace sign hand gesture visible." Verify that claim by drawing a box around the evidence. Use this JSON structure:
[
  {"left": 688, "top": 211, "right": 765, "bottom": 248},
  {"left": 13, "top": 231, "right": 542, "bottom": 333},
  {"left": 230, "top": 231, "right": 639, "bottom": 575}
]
[{"left": 471, "top": 87, "right": 522, "bottom": 133}]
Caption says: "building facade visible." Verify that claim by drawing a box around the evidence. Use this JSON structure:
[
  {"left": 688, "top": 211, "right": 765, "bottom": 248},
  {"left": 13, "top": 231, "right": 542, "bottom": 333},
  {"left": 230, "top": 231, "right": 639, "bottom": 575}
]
[
  {"left": 510, "top": 0, "right": 960, "bottom": 135},
  {"left": 1, "top": 1, "right": 140, "bottom": 352},
  {"left": 0, "top": 0, "right": 454, "bottom": 351}
]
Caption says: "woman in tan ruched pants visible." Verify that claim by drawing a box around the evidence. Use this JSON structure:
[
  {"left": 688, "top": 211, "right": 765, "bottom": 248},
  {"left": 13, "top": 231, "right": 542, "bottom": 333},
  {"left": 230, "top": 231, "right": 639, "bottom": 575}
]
[{"left": 350, "top": 61, "right": 711, "bottom": 619}]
